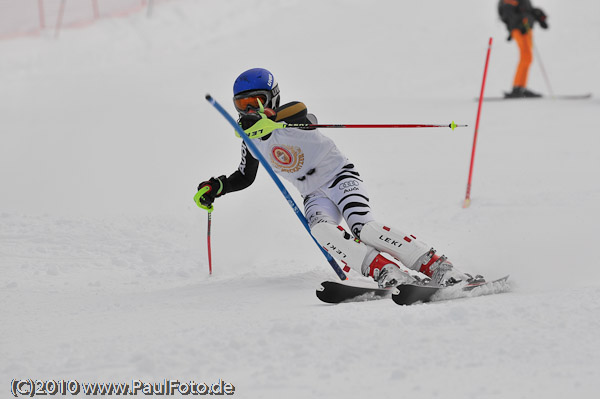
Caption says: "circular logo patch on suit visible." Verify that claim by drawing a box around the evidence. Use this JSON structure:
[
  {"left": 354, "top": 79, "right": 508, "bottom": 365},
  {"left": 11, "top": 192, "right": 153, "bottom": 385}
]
[
  {"left": 270, "top": 145, "right": 305, "bottom": 173},
  {"left": 272, "top": 146, "right": 293, "bottom": 165}
]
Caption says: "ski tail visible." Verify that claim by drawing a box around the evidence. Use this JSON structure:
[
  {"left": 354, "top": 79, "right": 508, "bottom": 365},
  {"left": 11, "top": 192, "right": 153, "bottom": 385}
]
[{"left": 317, "top": 281, "right": 391, "bottom": 304}]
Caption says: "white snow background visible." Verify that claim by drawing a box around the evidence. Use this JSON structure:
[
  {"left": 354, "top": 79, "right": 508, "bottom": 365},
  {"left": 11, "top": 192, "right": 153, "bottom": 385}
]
[{"left": 2, "top": 0, "right": 600, "bottom": 398}]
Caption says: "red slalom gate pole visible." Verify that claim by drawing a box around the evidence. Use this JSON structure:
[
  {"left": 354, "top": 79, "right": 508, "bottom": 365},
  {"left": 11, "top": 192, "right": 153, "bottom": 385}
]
[{"left": 463, "top": 37, "right": 493, "bottom": 208}]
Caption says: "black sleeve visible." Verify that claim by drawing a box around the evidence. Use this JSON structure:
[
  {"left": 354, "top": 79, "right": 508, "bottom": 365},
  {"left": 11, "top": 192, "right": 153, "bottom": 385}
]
[{"left": 223, "top": 141, "right": 259, "bottom": 194}]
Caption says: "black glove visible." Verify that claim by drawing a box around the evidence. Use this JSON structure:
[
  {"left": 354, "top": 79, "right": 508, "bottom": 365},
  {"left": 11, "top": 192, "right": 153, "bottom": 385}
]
[
  {"left": 533, "top": 8, "right": 548, "bottom": 29},
  {"left": 238, "top": 113, "right": 262, "bottom": 130},
  {"left": 238, "top": 108, "right": 277, "bottom": 130},
  {"left": 196, "top": 175, "right": 227, "bottom": 207}
]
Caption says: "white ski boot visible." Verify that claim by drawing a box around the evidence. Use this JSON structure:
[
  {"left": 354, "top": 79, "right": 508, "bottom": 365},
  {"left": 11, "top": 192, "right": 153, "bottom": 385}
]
[
  {"left": 366, "top": 253, "right": 417, "bottom": 288},
  {"left": 413, "top": 249, "right": 483, "bottom": 286}
]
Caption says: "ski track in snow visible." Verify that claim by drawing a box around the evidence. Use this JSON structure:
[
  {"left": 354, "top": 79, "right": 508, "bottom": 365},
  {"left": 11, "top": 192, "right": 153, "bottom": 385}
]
[{"left": 2, "top": 0, "right": 600, "bottom": 398}]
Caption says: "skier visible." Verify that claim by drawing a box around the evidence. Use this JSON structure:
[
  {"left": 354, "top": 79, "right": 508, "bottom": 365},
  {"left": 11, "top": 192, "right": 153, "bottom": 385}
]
[
  {"left": 196, "top": 68, "right": 481, "bottom": 288},
  {"left": 498, "top": 0, "right": 549, "bottom": 98}
]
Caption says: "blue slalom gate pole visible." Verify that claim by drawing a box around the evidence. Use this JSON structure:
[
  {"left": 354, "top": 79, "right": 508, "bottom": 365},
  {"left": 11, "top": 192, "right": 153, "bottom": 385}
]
[{"left": 205, "top": 94, "right": 347, "bottom": 281}]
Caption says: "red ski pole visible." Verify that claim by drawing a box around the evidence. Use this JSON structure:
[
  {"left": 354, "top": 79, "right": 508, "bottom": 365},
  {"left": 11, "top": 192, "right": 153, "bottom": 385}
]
[
  {"left": 284, "top": 122, "right": 466, "bottom": 130},
  {"left": 194, "top": 186, "right": 214, "bottom": 275},
  {"left": 207, "top": 212, "right": 213, "bottom": 275},
  {"left": 464, "top": 37, "right": 493, "bottom": 208}
]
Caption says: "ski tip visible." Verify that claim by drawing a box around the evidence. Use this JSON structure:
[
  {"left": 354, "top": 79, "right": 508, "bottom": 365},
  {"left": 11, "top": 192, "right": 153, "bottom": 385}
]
[
  {"left": 462, "top": 198, "right": 471, "bottom": 208},
  {"left": 205, "top": 93, "right": 213, "bottom": 101}
]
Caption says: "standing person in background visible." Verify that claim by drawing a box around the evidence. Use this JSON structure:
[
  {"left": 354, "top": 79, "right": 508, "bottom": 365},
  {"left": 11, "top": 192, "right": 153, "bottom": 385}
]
[{"left": 498, "top": 0, "right": 549, "bottom": 98}]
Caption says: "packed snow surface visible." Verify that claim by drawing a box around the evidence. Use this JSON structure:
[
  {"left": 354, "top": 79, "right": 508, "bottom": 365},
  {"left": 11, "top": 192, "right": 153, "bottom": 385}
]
[{"left": 1, "top": 0, "right": 599, "bottom": 398}]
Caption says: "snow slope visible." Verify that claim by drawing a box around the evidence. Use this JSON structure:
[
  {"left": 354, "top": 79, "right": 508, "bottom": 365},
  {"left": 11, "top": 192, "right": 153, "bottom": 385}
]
[{"left": 1, "top": 0, "right": 600, "bottom": 398}]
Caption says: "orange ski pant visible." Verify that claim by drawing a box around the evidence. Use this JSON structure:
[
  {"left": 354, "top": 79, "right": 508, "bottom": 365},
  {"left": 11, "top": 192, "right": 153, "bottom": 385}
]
[{"left": 511, "top": 29, "right": 533, "bottom": 87}]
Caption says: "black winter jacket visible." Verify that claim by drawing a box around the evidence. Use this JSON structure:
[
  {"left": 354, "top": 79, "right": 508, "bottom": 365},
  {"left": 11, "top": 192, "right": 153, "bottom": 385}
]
[{"left": 498, "top": 0, "right": 547, "bottom": 36}]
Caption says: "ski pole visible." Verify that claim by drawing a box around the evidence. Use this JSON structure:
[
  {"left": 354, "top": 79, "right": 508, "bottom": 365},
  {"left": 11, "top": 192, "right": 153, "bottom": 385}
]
[
  {"left": 533, "top": 43, "right": 554, "bottom": 98},
  {"left": 464, "top": 37, "right": 493, "bottom": 208},
  {"left": 207, "top": 211, "right": 213, "bottom": 275},
  {"left": 205, "top": 94, "right": 348, "bottom": 281},
  {"left": 194, "top": 186, "right": 214, "bottom": 275},
  {"left": 283, "top": 122, "right": 466, "bottom": 130}
]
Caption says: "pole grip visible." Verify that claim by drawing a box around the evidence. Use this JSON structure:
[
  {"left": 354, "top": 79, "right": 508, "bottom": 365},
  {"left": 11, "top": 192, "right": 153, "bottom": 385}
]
[{"left": 194, "top": 185, "right": 214, "bottom": 213}]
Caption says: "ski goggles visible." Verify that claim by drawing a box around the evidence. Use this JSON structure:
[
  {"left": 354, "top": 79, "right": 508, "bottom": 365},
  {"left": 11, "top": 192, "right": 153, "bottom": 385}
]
[
  {"left": 233, "top": 90, "right": 271, "bottom": 114},
  {"left": 233, "top": 85, "right": 279, "bottom": 114}
]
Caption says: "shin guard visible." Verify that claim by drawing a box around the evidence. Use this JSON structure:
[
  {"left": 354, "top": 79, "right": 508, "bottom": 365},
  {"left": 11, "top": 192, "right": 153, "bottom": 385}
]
[
  {"left": 311, "top": 222, "right": 378, "bottom": 275},
  {"left": 359, "top": 221, "right": 430, "bottom": 271}
]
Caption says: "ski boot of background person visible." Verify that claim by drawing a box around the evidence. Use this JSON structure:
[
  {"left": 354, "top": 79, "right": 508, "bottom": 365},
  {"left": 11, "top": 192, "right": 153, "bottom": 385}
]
[
  {"left": 414, "top": 249, "right": 484, "bottom": 287},
  {"left": 504, "top": 86, "right": 542, "bottom": 98}
]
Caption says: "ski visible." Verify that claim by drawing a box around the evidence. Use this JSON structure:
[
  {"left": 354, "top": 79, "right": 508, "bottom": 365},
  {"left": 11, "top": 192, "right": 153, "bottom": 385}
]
[
  {"left": 391, "top": 275, "right": 510, "bottom": 306},
  {"left": 317, "top": 276, "right": 510, "bottom": 305},
  {"left": 316, "top": 281, "right": 391, "bottom": 304},
  {"left": 476, "top": 93, "right": 591, "bottom": 102}
]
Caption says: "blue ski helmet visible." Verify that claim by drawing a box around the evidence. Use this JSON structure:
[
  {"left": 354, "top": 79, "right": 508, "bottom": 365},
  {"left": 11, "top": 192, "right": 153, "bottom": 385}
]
[{"left": 233, "top": 68, "right": 280, "bottom": 114}]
